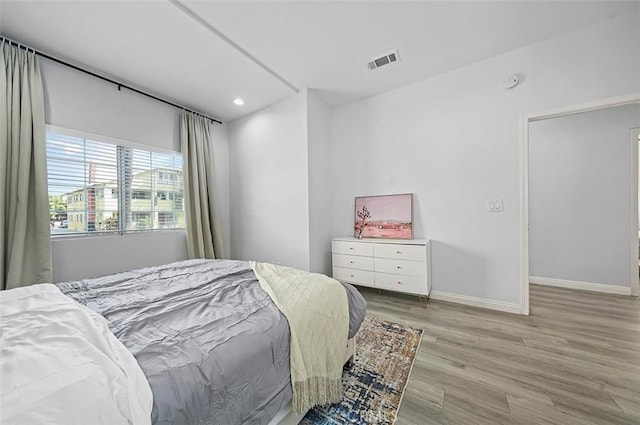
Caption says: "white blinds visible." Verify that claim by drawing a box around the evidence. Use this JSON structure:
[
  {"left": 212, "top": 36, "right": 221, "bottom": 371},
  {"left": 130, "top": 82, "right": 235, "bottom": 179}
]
[{"left": 47, "top": 132, "right": 184, "bottom": 235}]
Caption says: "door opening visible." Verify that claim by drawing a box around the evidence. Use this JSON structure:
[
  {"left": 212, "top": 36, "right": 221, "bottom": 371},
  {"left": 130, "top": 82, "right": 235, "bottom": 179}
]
[
  {"left": 633, "top": 127, "right": 640, "bottom": 296},
  {"left": 521, "top": 94, "right": 640, "bottom": 315}
]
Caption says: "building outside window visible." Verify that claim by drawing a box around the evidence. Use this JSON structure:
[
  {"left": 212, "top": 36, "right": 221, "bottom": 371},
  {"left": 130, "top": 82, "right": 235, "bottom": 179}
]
[{"left": 47, "top": 130, "right": 184, "bottom": 235}]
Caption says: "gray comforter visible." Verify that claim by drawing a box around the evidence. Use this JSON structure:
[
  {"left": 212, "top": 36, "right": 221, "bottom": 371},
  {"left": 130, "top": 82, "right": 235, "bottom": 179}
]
[{"left": 56, "top": 259, "right": 366, "bottom": 425}]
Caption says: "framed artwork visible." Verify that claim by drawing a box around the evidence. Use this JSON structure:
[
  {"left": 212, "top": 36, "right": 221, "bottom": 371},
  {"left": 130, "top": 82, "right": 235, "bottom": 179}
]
[{"left": 354, "top": 193, "right": 413, "bottom": 239}]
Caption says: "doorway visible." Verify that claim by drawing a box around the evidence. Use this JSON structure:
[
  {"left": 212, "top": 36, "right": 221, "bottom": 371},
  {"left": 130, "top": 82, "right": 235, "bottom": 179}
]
[
  {"left": 634, "top": 127, "right": 640, "bottom": 296},
  {"left": 520, "top": 94, "right": 640, "bottom": 315}
]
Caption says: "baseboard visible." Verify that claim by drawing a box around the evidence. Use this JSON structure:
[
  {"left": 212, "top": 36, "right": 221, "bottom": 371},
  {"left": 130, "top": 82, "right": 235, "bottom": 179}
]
[
  {"left": 529, "top": 276, "right": 632, "bottom": 296},
  {"left": 429, "top": 291, "right": 522, "bottom": 315}
]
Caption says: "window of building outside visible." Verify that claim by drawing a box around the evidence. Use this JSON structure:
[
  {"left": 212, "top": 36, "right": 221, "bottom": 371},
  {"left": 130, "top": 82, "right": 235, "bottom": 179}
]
[{"left": 47, "top": 131, "right": 185, "bottom": 235}]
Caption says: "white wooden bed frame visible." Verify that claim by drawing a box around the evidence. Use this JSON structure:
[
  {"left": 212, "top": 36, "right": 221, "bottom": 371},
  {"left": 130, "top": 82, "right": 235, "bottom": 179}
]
[{"left": 268, "top": 337, "right": 356, "bottom": 425}]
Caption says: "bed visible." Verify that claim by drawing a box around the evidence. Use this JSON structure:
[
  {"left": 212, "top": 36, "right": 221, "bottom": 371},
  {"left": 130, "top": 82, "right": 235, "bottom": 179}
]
[
  {"left": 0, "top": 283, "right": 154, "bottom": 425},
  {"left": 1, "top": 259, "right": 366, "bottom": 425}
]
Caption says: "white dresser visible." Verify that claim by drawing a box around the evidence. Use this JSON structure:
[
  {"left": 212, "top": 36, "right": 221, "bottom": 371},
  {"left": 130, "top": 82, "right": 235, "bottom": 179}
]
[{"left": 332, "top": 236, "right": 431, "bottom": 301}]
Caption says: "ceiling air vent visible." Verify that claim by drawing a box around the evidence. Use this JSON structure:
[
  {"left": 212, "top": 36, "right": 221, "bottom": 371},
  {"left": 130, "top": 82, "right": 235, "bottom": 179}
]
[{"left": 367, "top": 50, "right": 400, "bottom": 71}]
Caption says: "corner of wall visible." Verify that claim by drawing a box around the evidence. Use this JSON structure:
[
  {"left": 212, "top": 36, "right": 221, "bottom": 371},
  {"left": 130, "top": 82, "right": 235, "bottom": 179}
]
[
  {"left": 306, "top": 90, "right": 334, "bottom": 275},
  {"left": 227, "top": 90, "right": 311, "bottom": 270}
]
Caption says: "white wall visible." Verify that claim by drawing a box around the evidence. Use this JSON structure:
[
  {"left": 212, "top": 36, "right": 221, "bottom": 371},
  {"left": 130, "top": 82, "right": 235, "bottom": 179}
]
[
  {"left": 41, "top": 59, "right": 231, "bottom": 282},
  {"left": 229, "top": 91, "right": 311, "bottom": 270},
  {"left": 529, "top": 105, "right": 640, "bottom": 287},
  {"left": 331, "top": 9, "right": 640, "bottom": 306},
  {"left": 307, "top": 90, "right": 333, "bottom": 275},
  {"left": 51, "top": 231, "right": 187, "bottom": 282},
  {"left": 42, "top": 60, "right": 181, "bottom": 152}
]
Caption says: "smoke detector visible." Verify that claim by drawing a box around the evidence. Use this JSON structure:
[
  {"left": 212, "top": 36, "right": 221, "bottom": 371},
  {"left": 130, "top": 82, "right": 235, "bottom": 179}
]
[
  {"left": 501, "top": 74, "right": 520, "bottom": 89},
  {"left": 367, "top": 50, "right": 400, "bottom": 71}
]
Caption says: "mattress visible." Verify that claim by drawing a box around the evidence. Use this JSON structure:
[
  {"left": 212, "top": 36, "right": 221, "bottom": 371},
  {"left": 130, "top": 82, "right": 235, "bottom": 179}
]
[{"left": 56, "top": 259, "right": 366, "bottom": 425}]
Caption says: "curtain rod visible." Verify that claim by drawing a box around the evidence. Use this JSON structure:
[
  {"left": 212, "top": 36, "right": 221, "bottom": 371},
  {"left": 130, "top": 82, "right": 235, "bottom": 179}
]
[{"left": 1, "top": 36, "right": 223, "bottom": 125}]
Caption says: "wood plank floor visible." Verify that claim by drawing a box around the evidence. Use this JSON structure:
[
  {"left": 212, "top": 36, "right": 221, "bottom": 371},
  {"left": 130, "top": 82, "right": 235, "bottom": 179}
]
[{"left": 359, "top": 284, "right": 640, "bottom": 425}]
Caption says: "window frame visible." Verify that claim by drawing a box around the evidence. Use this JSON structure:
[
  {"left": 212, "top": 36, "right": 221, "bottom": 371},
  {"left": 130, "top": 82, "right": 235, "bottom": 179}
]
[{"left": 46, "top": 125, "right": 185, "bottom": 239}]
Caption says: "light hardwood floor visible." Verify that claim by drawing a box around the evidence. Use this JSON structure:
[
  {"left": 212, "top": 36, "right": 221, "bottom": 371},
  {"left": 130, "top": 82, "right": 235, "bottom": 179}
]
[{"left": 360, "top": 284, "right": 640, "bottom": 425}]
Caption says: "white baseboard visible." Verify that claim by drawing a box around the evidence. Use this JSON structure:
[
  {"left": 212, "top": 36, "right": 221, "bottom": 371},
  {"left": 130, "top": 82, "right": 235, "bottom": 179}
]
[
  {"left": 529, "top": 276, "right": 632, "bottom": 296},
  {"left": 429, "top": 291, "right": 522, "bottom": 315}
]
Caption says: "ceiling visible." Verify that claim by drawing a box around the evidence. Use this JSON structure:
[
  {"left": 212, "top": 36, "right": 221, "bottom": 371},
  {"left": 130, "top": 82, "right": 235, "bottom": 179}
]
[{"left": 0, "top": 1, "right": 636, "bottom": 122}]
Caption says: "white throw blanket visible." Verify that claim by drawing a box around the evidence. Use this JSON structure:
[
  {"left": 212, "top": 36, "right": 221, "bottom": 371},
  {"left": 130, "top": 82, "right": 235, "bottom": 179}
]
[{"left": 250, "top": 262, "right": 349, "bottom": 413}]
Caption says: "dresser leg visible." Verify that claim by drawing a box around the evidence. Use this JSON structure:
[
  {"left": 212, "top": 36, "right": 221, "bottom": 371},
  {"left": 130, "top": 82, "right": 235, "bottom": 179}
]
[
  {"left": 378, "top": 289, "right": 381, "bottom": 295},
  {"left": 417, "top": 295, "right": 427, "bottom": 308}
]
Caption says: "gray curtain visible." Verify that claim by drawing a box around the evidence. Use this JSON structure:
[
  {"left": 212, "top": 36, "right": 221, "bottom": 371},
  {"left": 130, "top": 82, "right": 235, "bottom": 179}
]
[
  {"left": 0, "top": 41, "right": 52, "bottom": 290},
  {"left": 181, "top": 111, "right": 223, "bottom": 259}
]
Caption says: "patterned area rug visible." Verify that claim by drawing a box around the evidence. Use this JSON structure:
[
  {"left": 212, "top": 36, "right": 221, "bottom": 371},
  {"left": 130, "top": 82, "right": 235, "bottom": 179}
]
[{"left": 300, "top": 316, "right": 423, "bottom": 425}]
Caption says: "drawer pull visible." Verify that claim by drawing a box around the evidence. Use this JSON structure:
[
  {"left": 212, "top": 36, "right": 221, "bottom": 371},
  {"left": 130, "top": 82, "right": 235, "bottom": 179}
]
[
  {"left": 396, "top": 250, "right": 402, "bottom": 254},
  {"left": 350, "top": 274, "right": 355, "bottom": 278},
  {"left": 350, "top": 261, "right": 355, "bottom": 264},
  {"left": 396, "top": 266, "right": 402, "bottom": 269},
  {"left": 349, "top": 247, "right": 354, "bottom": 250},
  {"left": 397, "top": 281, "right": 403, "bottom": 285}
]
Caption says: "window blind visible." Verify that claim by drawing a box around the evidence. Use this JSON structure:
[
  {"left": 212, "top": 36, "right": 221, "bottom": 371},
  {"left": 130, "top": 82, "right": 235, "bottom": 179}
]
[{"left": 47, "top": 132, "right": 184, "bottom": 235}]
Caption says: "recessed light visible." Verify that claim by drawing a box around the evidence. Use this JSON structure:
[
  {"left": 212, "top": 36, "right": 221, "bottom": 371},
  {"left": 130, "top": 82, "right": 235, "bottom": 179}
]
[{"left": 233, "top": 98, "right": 244, "bottom": 106}]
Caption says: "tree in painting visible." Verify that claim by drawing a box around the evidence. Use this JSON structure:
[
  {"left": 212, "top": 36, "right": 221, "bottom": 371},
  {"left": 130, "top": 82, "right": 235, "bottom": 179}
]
[{"left": 355, "top": 205, "right": 370, "bottom": 238}]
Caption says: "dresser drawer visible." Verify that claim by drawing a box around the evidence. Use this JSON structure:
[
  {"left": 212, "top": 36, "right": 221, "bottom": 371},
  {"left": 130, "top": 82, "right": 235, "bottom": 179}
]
[
  {"left": 374, "top": 258, "right": 425, "bottom": 278},
  {"left": 333, "top": 267, "right": 375, "bottom": 286},
  {"left": 333, "top": 254, "right": 374, "bottom": 271},
  {"left": 374, "top": 243, "right": 425, "bottom": 262},
  {"left": 375, "top": 272, "right": 427, "bottom": 295},
  {"left": 333, "top": 240, "right": 374, "bottom": 257}
]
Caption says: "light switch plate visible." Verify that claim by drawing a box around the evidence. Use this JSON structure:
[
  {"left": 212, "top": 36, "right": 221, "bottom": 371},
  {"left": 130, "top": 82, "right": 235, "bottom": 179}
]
[{"left": 487, "top": 199, "right": 504, "bottom": 212}]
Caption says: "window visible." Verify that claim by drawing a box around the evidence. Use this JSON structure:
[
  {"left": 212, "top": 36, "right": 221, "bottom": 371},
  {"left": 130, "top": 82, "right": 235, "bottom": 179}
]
[
  {"left": 158, "top": 172, "right": 177, "bottom": 185},
  {"left": 132, "top": 190, "right": 152, "bottom": 200},
  {"left": 47, "top": 131, "right": 184, "bottom": 235}
]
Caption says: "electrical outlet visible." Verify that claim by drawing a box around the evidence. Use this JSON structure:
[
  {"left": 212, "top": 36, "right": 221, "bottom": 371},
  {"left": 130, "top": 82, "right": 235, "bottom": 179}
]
[{"left": 487, "top": 199, "right": 504, "bottom": 212}]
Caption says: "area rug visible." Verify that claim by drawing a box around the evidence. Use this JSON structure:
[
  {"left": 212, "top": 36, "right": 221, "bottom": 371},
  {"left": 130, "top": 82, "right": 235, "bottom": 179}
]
[{"left": 300, "top": 315, "right": 423, "bottom": 425}]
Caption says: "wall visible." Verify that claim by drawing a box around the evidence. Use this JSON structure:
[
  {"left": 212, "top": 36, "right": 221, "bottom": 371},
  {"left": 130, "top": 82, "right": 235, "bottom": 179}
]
[
  {"left": 51, "top": 231, "right": 188, "bottom": 281},
  {"left": 41, "top": 59, "right": 231, "bottom": 282},
  {"left": 307, "top": 90, "right": 334, "bottom": 275},
  {"left": 330, "top": 9, "right": 640, "bottom": 307},
  {"left": 229, "top": 91, "right": 311, "bottom": 270},
  {"left": 529, "top": 104, "right": 640, "bottom": 287}
]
